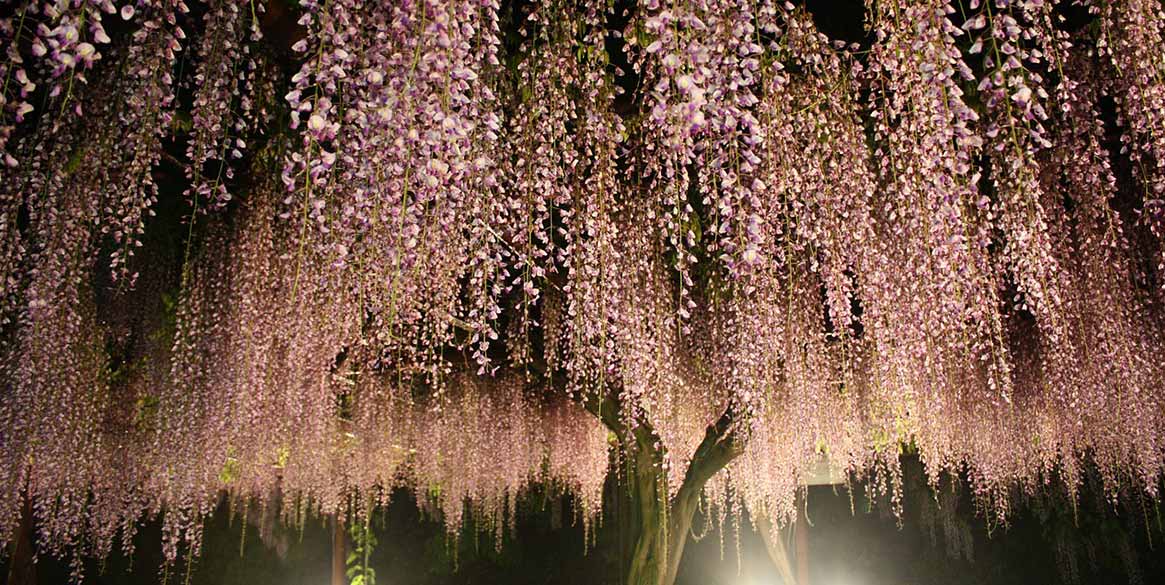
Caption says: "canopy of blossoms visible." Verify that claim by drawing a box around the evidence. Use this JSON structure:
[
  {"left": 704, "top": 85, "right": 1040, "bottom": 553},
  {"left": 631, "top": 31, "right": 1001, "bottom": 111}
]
[{"left": 1, "top": 0, "right": 1163, "bottom": 576}]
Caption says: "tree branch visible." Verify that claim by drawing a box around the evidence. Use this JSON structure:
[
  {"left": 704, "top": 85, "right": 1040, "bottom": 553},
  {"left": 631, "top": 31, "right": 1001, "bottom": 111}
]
[
  {"left": 680, "top": 405, "right": 745, "bottom": 490},
  {"left": 661, "top": 405, "right": 745, "bottom": 585}
]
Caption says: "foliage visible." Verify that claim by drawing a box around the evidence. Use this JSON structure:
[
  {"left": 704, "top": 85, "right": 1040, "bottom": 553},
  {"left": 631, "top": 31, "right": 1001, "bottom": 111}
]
[
  {"left": 0, "top": 0, "right": 1164, "bottom": 580},
  {"left": 347, "top": 518, "right": 377, "bottom": 585}
]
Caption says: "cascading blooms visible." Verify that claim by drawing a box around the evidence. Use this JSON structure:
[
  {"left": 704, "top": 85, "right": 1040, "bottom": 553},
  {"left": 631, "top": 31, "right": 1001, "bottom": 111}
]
[{"left": 1, "top": 0, "right": 1164, "bottom": 574}]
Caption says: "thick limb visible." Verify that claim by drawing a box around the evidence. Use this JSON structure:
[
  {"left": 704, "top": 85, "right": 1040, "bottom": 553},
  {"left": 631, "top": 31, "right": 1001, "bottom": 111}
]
[
  {"left": 624, "top": 407, "right": 744, "bottom": 585},
  {"left": 754, "top": 512, "right": 797, "bottom": 585}
]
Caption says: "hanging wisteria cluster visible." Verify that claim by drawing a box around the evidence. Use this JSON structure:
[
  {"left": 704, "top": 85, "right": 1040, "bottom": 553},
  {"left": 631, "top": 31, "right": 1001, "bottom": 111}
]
[{"left": 1, "top": 0, "right": 1165, "bottom": 575}]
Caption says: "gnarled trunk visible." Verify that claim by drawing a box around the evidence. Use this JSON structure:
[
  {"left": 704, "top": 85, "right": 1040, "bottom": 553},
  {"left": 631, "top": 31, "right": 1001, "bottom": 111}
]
[{"left": 623, "top": 408, "right": 743, "bottom": 585}]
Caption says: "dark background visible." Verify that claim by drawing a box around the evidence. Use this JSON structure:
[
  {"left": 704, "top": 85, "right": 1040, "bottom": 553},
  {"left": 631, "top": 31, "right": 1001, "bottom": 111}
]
[{"left": 8, "top": 457, "right": 1165, "bottom": 585}]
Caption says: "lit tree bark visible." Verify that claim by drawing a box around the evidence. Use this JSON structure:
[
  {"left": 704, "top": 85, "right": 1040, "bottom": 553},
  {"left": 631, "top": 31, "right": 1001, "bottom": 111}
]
[
  {"left": 754, "top": 514, "right": 797, "bottom": 585},
  {"left": 620, "top": 408, "right": 743, "bottom": 585}
]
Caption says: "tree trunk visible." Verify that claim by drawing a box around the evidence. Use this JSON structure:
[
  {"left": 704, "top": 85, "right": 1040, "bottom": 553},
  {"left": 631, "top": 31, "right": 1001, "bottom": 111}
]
[
  {"left": 624, "top": 446, "right": 663, "bottom": 585},
  {"left": 754, "top": 513, "right": 797, "bottom": 585},
  {"left": 623, "top": 408, "right": 743, "bottom": 585},
  {"left": 5, "top": 495, "right": 35, "bottom": 585}
]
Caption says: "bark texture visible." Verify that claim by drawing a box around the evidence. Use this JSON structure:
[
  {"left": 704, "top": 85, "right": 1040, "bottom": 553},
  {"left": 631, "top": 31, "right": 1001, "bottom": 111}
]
[
  {"left": 622, "top": 408, "right": 743, "bottom": 585},
  {"left": 755, "top": 513, "right": 797, "bottom": 585}
]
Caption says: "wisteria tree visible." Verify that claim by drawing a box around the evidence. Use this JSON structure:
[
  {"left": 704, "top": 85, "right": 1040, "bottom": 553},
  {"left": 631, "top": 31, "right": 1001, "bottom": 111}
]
[{"left": 1, "top": 0, "right": 1164, "bottom": 584}]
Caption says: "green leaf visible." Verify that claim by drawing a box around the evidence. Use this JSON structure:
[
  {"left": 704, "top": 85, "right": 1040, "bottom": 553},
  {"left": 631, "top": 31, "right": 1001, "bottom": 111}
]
[
  {"left": 170, "top": 110, "right": 194, "bottom": 134},
  {"left": 217, "top": 455, "right": 240, "bottom": 485},
  {"left": 64, "top": 147, "right": 86, "bottom": 175}
]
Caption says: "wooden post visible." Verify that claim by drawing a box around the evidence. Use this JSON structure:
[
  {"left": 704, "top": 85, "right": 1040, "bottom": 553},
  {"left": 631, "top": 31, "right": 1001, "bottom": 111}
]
[{"left": 331, "top": 515, "right": 346, "bottom": 585}]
